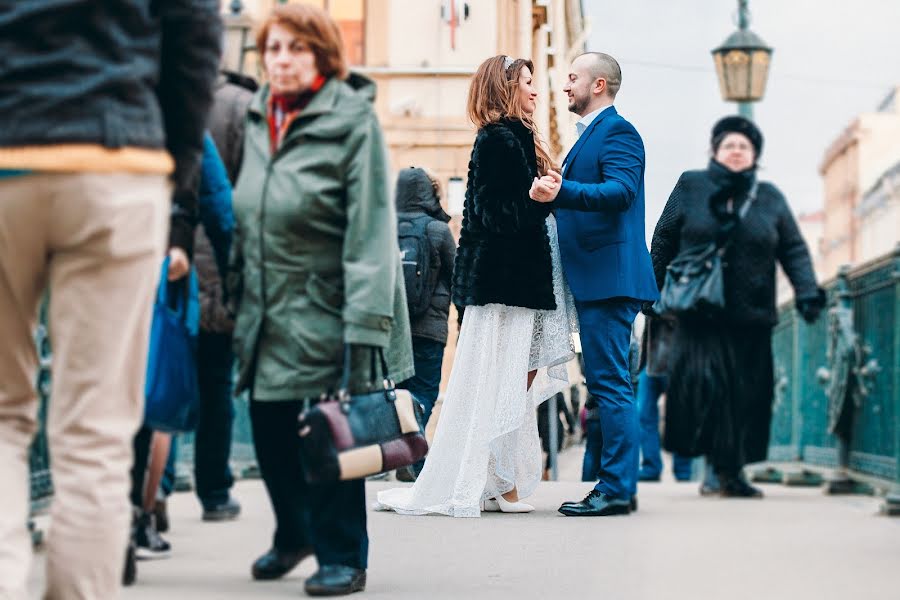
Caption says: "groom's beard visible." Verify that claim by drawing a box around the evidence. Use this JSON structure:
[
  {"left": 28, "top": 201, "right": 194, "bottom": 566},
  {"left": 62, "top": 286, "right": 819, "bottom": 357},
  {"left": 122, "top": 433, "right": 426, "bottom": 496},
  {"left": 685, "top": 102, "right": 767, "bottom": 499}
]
[{"left": 568, "top": 94, "right": 589, "bottom": 117}]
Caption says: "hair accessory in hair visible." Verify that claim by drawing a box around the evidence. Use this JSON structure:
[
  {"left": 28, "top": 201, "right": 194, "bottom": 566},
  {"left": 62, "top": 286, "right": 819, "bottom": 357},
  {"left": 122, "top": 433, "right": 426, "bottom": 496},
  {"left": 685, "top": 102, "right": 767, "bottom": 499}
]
[{"left": 503, "top": 55, "right": 514, "bottom": 70}]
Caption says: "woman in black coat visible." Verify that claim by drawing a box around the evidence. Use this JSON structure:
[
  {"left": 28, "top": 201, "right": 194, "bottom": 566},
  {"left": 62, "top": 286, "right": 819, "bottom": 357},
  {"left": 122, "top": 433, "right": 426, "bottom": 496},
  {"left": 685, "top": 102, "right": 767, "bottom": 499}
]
[
  {"left": 377, "top": 55, "right": 578, "bottom": 517},
  {"left": 650, "top": 116, "right": 824, "bottom": 498}
]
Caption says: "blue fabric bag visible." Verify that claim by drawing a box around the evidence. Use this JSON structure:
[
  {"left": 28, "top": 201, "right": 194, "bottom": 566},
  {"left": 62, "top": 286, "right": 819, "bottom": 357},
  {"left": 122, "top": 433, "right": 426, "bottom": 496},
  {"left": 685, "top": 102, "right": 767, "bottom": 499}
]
[{"left": 144, "top": 258, "right": 201, "bottom": 433}]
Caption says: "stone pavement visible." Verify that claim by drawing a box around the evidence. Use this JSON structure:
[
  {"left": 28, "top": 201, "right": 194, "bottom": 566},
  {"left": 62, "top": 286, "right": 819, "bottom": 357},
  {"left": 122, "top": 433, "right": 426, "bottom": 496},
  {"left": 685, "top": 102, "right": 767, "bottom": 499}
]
[{"left": 27, "top": 447, "right": 900, "bottom": 599}]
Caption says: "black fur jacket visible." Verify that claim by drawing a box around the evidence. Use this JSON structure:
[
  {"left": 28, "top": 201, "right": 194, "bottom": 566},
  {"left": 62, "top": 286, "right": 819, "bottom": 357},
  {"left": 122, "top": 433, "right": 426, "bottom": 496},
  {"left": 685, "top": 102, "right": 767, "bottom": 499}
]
[{"left": 452, "top": 118, "right": 556, "bottom": 310}]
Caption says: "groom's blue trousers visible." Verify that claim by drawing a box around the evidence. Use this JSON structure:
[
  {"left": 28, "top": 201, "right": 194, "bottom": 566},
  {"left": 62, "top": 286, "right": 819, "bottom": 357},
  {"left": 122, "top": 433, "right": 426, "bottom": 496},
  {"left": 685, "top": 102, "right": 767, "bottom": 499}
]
[{"left": 576, "top": 298, "right": 642, "bottom": 499}]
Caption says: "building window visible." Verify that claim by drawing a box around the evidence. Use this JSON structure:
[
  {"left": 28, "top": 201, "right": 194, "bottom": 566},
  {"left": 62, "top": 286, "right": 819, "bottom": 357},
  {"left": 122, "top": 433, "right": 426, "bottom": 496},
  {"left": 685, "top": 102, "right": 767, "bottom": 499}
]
[
  {"left": 329, "top": 0, "right": 365, "bottom": 66},
  {"left": 447, "top": 177, "right": 465, "bottom": 216}
]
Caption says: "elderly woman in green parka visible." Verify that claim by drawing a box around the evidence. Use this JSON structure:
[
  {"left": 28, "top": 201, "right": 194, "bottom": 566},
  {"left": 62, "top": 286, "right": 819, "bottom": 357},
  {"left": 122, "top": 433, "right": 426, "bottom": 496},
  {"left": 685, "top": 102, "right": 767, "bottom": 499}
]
[{"left": 228, "top": 5, "right": 412, "bottom": 596}]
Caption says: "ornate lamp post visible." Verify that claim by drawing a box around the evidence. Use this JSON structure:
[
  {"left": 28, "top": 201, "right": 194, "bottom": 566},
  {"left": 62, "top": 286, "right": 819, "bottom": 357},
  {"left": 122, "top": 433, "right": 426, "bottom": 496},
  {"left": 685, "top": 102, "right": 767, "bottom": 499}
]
[{"left": 711, "top": 0, "right": 773, "bottom": 120}]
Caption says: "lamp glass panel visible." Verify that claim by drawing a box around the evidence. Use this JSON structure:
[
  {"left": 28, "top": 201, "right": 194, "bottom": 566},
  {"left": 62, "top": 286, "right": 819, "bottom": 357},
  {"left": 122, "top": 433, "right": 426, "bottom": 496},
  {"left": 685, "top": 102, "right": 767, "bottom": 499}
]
[
  {"left": 713, "top": 53, "right": 730, "bottom": 101},
  {"left": 723, "top": 50, "right": 751, "bottom": 100},
  {"left": 749, "top": 50, "right": 771, "bottom": 99}
]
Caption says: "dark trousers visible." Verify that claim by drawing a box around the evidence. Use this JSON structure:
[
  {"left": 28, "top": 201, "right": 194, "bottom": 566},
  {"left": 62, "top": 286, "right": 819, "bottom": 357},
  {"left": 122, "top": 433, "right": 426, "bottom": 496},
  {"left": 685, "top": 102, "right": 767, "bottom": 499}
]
[
  {"left": 129, "top": 425, "right": 154, "bottom": 508},
  {"left": 397, "top": 336, "right": 445, "bottom": 473},
  {"left": 575, "top": 298, "right": 642, "bottom": 499},
  {"left": 398, "top": 336, "right": 444, "bottom": 425},
  {"left": 537, "top": 392, "right": 573, "bottom": 470},
  {"left": 194, "top": 331, "right": 236, "bottom": 507},
  {"left": 250, "top": 399, "right": 368, "bottom": 570},
  {"left": 154, "top": 332, "right": 236, "bottom": 505},
  {"left": 637, "top": 370, "right": 693, "bottom": 480}
]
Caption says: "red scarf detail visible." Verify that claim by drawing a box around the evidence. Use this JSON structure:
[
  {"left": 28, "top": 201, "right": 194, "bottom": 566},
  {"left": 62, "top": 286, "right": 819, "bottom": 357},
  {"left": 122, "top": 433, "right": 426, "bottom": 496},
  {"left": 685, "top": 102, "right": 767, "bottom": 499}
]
[{"left": 267, "top": 75, "right": 327, "bottom": 153}]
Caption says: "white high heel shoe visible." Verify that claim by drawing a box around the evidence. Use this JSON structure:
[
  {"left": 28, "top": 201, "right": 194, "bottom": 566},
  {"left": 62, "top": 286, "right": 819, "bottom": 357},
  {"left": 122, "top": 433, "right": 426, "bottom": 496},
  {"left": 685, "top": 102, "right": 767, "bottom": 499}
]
[{"left": 482, "top": 495, "right": 535, "bottom": 513}]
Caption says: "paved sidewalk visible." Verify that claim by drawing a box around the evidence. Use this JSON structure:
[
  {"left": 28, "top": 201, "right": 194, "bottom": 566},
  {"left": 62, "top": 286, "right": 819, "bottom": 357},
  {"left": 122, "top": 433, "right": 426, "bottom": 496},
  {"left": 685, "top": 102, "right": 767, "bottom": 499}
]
[{"left": 27, "top": 458, "right": 900, "bottom": 599}]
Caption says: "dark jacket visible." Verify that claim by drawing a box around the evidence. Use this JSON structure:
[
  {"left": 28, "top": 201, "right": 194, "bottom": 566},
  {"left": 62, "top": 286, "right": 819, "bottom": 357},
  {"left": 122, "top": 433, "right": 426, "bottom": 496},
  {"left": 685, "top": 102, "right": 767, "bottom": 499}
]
[
  {"left": 0, "top": 0, "right": 222, "bottom": 251},
  {"left": 554, "top": 106, "right": 659, "bottom": 303},
  {"left": 195, "top": 73, "right": 256, "bottom": 334},
  {"left": 452, "top": 118, "right": 555, "bottom": 310},
  {"left": 230, "top": 75, "right": 413, "bottom": 400},
  {"left": 395, "top": 167, "right": 456, "bottom": 344},
  {"left": 209, "top": 72, "right": 257, "bottom": 185},
  {"left": 650, "top": 169, "right": 820, "bottom": 326},
  {"left": 194, "top": 134, "right": 234, "bottom": 334}
]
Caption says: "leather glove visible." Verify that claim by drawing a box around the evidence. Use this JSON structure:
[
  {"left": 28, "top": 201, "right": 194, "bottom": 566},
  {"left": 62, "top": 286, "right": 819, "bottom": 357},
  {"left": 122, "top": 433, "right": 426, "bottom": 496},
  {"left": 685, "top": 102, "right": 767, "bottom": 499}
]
[{"left": 796, "top": 288, "right": 826, "bottom": 324}]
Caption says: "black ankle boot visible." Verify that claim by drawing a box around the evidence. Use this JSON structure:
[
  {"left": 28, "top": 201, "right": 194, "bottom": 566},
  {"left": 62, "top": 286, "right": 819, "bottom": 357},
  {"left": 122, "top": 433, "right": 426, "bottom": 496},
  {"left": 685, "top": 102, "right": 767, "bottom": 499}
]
[
  {"left": 720, "top": 473, "right": 764, "bottom": 498},
  {"left": 305, "top": 565, "right": 367, "bottom": 596},
  {"left": 251, "top": 547, "right": 313, "bottom": 580}
]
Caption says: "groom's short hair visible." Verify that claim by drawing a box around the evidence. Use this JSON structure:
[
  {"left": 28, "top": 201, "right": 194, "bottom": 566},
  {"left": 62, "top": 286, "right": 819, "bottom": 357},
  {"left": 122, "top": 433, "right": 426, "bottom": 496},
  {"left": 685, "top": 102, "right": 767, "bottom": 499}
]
[{"left": 579, "top": 52, "right": 622, "bottom": 98}]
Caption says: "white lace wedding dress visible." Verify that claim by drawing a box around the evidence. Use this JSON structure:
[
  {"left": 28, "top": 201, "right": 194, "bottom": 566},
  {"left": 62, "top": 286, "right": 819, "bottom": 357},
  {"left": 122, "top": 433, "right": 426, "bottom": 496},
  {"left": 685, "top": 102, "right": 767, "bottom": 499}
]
[{"left": 376, "top": 214, "right": 578, "bottom": 517}]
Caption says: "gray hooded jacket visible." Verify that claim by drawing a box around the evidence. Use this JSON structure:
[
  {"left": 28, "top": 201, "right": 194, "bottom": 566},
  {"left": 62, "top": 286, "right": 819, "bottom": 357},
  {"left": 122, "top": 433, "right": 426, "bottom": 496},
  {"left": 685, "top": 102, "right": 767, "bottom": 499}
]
[{"left": 395, "top": 167, "right": 457, "bottom": 344}]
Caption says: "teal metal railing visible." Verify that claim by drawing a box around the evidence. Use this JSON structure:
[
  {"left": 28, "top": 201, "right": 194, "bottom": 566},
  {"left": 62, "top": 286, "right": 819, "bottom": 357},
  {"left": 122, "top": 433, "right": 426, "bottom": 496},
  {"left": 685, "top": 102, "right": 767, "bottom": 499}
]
[{"left": 769, "top": 244, "right": 899, "bottom": 502}]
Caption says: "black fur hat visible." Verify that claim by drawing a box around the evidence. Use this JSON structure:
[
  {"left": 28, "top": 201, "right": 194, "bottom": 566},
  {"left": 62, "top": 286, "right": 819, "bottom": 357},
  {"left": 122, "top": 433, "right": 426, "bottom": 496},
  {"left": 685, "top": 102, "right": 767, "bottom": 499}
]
[{"left": 711, "top": 115, "right": 763, "bottom": 159}]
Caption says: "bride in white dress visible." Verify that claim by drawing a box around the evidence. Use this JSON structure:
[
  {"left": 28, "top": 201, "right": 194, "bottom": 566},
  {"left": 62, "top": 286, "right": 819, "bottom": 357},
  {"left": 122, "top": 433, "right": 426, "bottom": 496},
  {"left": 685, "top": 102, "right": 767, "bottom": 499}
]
[{"left": 376, "top": 55, "right": 578, "bottom": 518}]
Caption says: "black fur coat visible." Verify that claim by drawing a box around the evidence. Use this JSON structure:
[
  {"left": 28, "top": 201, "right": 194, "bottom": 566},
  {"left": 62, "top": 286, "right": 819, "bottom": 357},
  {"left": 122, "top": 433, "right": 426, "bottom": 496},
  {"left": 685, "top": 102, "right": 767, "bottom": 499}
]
[{"left": 452, "top": 118, "right": 556, "bottom": 310}]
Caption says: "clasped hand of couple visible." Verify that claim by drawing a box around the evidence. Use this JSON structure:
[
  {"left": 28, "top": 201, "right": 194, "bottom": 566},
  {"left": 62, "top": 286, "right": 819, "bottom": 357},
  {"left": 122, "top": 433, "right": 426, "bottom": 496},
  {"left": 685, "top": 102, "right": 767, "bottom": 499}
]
[{"left": 529, "top": 169, "right": 563, "bottom": 203}]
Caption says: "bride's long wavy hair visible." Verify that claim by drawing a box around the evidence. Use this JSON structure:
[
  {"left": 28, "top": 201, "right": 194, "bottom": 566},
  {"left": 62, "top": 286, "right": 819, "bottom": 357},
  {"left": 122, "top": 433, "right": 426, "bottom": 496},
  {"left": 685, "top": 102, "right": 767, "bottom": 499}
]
[{"left": 466, "top": 55, "right": 556, "bottom": 176}]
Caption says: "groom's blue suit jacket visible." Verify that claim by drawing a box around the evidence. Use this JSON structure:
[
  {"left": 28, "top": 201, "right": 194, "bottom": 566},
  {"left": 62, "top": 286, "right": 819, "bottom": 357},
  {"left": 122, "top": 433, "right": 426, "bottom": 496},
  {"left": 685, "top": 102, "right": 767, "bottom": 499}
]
[{"left": 554, "top": 106, "right": 659, "bottom": 303}]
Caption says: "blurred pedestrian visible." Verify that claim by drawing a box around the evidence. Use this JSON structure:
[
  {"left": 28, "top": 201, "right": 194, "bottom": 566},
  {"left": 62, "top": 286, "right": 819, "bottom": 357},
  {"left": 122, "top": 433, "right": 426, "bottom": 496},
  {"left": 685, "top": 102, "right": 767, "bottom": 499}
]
[
  {"left": 650, "top": 115, "right": 825, "bottom": 498},
  {"left": 130, "top": 429, "right": 174, "bottom": 561},
  {"left": 394, "top": 167, "right": 456, "bottom": 481},
  {"left": 128, "top": 132, "right": 236, "bottom": 572},
  {"left": 377, "top": 55, "right": 578, "bottom": 517},
  {"left": 537, "top": 391, "right": 574, "bottom": 481},
  {"left": 0, "top": 1, "right": 220, "bottom": 596},
  {"left": 153, "top": 74, "right": 257, "bottom": 530},
  {"left": 228, "top": 5, "right": 412, "bottom": 595},
  {"left": 190, "top": 131, "right": 241, "bottom": 522},
  {"left": 636, "top": 318, "right": 693, "bottom": 482}
]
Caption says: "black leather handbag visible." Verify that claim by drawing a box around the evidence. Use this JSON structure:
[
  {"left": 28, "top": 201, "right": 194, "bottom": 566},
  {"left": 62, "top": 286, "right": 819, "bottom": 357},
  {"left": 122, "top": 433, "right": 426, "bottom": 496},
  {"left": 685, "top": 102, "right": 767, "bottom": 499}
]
[
  {"left": 297, "top": 346, "right": 428, "bottom": 484},
  {"left": 653, "top": 184, "right": 757, "bottom": 318}
]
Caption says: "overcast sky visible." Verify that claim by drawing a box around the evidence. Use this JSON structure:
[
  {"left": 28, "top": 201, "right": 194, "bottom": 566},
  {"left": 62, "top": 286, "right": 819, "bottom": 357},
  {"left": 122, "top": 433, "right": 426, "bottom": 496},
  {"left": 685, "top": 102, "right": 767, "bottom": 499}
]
[{"left": 583, "top": 0, "right": 900, "bottom": 236}]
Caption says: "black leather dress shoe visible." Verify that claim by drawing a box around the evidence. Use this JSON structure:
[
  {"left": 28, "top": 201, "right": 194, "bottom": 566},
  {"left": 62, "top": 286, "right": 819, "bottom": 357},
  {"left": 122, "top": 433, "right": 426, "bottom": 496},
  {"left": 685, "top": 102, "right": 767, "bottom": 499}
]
[
  {"left": 305, "top": 565, "right": 367, "bottom": 596},
  {"left": 558, "top": 490, "right": 631, "bottom": 516},
  {"left": 251, "top": 547, "right": 313, "bottom": 580},
  {"left": 560, "top": 491, "right": 637, "bottom": 512}
]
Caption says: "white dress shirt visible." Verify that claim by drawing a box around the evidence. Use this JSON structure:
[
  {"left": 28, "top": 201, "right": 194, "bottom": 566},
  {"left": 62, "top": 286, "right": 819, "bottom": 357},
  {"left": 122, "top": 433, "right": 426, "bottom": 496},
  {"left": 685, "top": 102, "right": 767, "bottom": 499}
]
[{"left": 575, "top": 103, "right": 615, "bottom": 138}]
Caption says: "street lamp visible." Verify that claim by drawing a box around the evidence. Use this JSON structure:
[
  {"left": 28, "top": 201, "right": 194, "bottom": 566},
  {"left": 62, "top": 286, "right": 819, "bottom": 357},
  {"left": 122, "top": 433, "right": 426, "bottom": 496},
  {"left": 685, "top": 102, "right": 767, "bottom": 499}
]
[{"left": 711, "top": 0, "right": 773, "bottom": 120}]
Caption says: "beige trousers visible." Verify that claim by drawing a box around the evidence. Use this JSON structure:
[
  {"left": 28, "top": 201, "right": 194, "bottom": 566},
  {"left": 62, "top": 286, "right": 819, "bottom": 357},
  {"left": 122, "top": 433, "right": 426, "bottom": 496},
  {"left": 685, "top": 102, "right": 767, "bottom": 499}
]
[{"left": 0, "top": 173, "right": 169, "bottom": 600}]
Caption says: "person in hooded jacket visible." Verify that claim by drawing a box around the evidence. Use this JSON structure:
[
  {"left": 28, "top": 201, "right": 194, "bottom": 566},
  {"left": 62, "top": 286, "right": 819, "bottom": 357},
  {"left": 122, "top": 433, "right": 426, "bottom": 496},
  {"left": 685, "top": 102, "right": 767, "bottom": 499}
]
[
  {"left": 393, "top": 167, "right": 456, "bottom": 480},
  {"left": 228, "top": 5, "right": 413, "bottom": 596}
]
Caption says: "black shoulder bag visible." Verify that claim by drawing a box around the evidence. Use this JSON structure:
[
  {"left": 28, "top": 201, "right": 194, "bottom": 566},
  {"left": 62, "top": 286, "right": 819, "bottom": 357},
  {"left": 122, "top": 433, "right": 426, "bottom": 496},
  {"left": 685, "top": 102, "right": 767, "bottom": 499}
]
[{"left": 652, "top": 182, "right": 757, "bottom": 318}]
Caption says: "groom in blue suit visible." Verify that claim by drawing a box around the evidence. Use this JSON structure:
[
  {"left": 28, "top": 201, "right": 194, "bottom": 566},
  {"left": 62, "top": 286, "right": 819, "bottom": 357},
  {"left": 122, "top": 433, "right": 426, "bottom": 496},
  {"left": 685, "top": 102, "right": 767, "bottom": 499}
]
[{"left": 530, "top": 52, "right": 658, "bottom": 516}]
